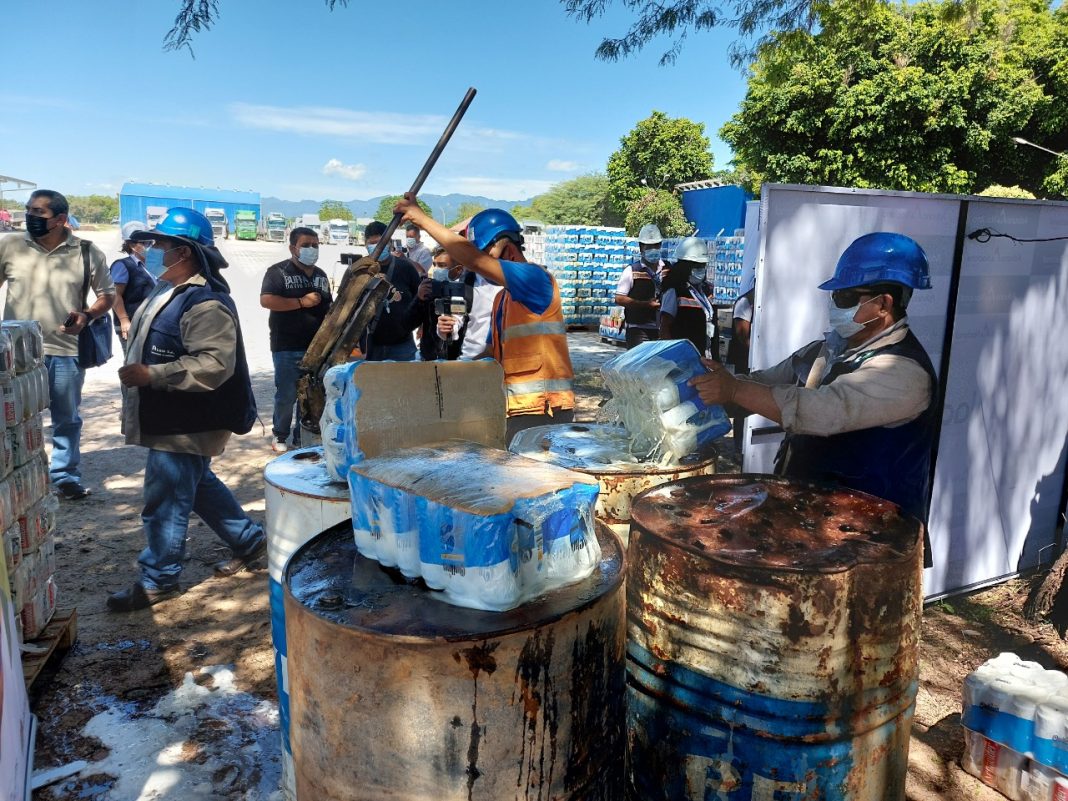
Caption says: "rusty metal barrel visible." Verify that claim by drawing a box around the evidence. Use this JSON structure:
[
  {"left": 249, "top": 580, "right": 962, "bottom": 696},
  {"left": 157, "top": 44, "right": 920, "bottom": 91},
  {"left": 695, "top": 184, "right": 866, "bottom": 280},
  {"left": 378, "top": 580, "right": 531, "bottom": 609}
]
[
  {"left": 283, "top": 519, "right": 627, "bottom": 801},
  {"left": 508, "top": 423, "right": 717, "bottom": 545},
  {"left": 626, "top": 475, "right": 923, "bottom": 801}
]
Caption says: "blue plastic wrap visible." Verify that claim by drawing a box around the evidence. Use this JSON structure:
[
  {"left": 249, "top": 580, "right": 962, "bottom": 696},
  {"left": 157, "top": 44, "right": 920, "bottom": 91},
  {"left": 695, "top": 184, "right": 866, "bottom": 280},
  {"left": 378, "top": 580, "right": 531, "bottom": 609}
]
[
  {"left": 347, "top": 441, "right": 601, "bottom": 611},
  {"left": 601, "top": 338, "right": 730, "bottom": 461},
  {"left": 320, "top": 362, "right": 363, "bottom": 482}
]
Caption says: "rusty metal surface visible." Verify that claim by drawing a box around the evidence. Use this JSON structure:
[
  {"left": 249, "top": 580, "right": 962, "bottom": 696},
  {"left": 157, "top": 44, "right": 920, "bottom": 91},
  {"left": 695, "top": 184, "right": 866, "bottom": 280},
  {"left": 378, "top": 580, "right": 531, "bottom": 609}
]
[
  {"left": 284, "top": 521, "right": 626, "bottom": 800},
  {"left": 626, "top": 475, "right": 924, "bottom": 801},
  {"left": 509, "top": 423, "right": 717, "bottom": 540}
]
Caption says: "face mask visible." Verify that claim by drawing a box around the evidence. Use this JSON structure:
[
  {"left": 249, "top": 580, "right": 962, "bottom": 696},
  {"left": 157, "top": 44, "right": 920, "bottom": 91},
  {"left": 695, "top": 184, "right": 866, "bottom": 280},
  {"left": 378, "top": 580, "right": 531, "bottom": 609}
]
[
  {"left": 145, "top": 245, "right": 182, "bottom": 278},
  {"left": 431, "top": 267, "right": 450, "bottom": 281},
  {"left": 297, "top": 246, "right": 318, "bottom": 266},
  {"left": 827, "top": 295, "right": 878, "bottom": 338},
  {"left": 25, "top": 213, "right": 51, "bottom": 238},
  {"left": 405, "top": 237, "right": 418, "bottom": 250},
  {"left": 689, "top": 268, "right": 707, "bottom": 284},
  {"left": 641, "top": 248, "right": 661, "bottom": 264},
  {"left": 368, "top": 243, "right": 390, "bottom": 262}
]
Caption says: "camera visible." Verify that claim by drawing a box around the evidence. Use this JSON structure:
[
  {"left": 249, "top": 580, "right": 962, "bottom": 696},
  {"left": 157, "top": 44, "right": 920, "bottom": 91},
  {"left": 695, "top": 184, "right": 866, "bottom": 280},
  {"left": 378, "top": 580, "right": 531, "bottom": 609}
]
[{"left": 430, "top": 279, "right": 473, "bottom": 318}]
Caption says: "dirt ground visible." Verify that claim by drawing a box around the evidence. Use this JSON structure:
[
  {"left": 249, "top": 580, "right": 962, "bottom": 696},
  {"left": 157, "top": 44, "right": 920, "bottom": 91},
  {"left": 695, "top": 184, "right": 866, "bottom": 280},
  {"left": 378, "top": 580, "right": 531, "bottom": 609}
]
[{"left": 23, "top": 327, "right": 1068, "bottom": 800}]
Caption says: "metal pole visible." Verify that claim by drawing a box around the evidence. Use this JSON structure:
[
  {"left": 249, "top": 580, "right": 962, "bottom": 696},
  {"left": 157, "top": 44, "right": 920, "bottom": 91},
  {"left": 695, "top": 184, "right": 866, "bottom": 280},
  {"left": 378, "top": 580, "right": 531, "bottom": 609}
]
[{"left": 368, "top": 87, "right": 477, "bottom": 258}]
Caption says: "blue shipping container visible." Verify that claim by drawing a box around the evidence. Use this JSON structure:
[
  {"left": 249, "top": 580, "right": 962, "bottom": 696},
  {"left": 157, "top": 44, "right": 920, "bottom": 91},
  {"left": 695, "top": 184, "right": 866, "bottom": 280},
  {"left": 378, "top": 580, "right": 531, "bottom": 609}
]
[{"left": 119, "top": 182, "right": 261, "bottom": 235}]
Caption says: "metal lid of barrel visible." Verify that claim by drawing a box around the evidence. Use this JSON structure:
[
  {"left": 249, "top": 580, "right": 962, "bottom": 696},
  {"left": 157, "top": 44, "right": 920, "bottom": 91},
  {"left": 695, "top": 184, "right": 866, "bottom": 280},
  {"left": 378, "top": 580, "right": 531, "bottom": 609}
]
[
  {"left": 626, "top": 475, "right": 924, "bottom": 801},
  {"left": 283, "top": 520, "right": 626, "bottom": 801},
  {"left": 508, "top": 423, "right": 716, "bottom": 543}
]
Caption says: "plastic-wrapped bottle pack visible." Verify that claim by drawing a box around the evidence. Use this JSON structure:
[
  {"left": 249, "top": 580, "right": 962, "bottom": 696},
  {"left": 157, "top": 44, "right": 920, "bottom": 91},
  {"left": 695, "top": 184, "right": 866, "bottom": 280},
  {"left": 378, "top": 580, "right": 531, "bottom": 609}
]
[
  {"left": 961, "top": 652, "right": 1068, "bottom": 800},
  {"left": 320, "top": 362, "right": 362, "bottom": 482},
  {"left": 601, "top": 339, "right": 731, "bottom": 462},
  {"left": 347, "top": 441, "right": 601, "bottom": 611}
]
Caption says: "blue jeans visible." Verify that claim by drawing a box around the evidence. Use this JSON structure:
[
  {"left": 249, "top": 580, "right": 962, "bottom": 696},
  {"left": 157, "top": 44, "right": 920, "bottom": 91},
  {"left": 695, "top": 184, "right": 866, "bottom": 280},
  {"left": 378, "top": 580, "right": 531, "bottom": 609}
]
[
  {"left": 366, "top": 337, "right": 417, "bottom": 362},
  {"left": 45, "top": 355, "right": 85, "bottom": 487},
  {"left": 138, "top": 449, "right": 265, "bottom": 591},
  {"left": 272, "top": 350, "right": 305, "bottom": 444}
]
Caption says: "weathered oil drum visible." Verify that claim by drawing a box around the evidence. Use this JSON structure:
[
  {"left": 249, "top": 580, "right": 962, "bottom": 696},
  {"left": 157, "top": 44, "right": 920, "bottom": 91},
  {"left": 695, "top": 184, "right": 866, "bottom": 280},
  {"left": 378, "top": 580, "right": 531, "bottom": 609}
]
[
  {"left": 264, "top": 447, "right": 351, "bottom": 801},
  {"left": 509, "top": 423, "right": 717, "bottom": 545},
  {"left": 626, "top": 475, "right": 923, "bottom": 801},
  {"left": 283, "top": 520, "right": 627, "bottom": 801}
]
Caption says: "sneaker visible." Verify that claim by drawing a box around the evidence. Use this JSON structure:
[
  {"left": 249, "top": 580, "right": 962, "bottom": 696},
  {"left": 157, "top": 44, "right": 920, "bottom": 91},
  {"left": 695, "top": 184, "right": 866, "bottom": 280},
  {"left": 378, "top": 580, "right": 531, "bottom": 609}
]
[
  {"left": 56, "top": 482, "right": 91, "bottom": 500},
  {"left": 106, "top": 582, "right": 180, "bottom": 612},
  {"left": 213, "top": 536, "right": 268, "bottom": 578},
  {"left": 271, "top": 438, "right": 289, "bottom": 454}
]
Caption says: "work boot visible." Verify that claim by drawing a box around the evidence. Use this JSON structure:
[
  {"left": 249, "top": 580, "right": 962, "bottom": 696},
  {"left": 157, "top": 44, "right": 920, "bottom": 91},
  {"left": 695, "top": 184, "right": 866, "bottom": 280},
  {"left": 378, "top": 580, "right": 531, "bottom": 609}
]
[
  {"left": 213, "top": 536, "right": 268, "bottom": 578},
  {"left": 106, "top": 582, "right": 180, "bottom": 613}
]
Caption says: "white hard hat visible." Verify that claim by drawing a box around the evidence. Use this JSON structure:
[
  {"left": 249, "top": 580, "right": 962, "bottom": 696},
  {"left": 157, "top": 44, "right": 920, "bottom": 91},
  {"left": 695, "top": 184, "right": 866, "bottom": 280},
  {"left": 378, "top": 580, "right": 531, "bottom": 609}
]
[
  {"left": 121, "top": 221, "right": 147, "bottom": 241},
  {"left": 675, "top": 236, "right": 709, "bottom": 264},
  {"left": 637, "top": 224, "right": 663, "bottom": 244}
]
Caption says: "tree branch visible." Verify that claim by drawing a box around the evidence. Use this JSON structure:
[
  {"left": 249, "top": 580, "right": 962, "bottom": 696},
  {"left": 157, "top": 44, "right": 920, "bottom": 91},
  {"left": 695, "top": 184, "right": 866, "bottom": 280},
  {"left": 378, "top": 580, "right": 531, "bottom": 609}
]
[{"left": 164, "top": 0, "right": 349, "bottom": 56}]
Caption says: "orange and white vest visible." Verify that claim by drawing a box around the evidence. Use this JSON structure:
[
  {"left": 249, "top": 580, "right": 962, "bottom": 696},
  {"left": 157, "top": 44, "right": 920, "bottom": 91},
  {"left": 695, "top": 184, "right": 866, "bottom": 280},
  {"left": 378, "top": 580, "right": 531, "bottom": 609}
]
[{"left": 490, "top": 274, "right": 575, "bottom": 416}]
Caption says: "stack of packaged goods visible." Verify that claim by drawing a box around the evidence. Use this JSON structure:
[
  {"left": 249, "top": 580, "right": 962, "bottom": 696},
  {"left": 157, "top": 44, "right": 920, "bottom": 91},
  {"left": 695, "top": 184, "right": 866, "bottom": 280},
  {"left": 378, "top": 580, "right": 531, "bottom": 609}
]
[
  {"left": 542, "top": 225, "right": 639, "bottom": 326},
  {"left": 348, "top": 441, "right": 601, "bottom": 611},
  {"left": 319, "top": 362, "right": 361, "bottom": 482},
  {"left": 709, "top": 233, "right": 745, "bottom": 304},
  {"left": 961, "top": 652, "right": 1068, "bottom": 800},
  {"left": 601, "top": 339, "right": 731, "bottom": 462},
  {"left": 0, "top": 321, "right": 58, "bottom": 642}
]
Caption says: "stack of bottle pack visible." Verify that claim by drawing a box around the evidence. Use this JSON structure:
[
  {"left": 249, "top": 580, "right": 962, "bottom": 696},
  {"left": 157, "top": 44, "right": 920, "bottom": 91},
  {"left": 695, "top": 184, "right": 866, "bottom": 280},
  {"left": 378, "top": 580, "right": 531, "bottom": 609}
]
[
  {"left": 347, "top": 441, "right": 601, "bottom": 612},
  {"left": 320, "top": 362, "right": 362, "bottom": 482},
  {"left": 601, "top": 339, "right": 731, "bottom": 462},
  {"left": 661, "top": 235, "right": 747, "bottom": 304},
  {"left": 543, "top": 225, "right": 639, "bottom": 325},
  {"left": 0, "top": 321, "right": 59, "bottom": 641},
  {"left": 962, "top": 652, "right": 1068, "bottom": 800}
]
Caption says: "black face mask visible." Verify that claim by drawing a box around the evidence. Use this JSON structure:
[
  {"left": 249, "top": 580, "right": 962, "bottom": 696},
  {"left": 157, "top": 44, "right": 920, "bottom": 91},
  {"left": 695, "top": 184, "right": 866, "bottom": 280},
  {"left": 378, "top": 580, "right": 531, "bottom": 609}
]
[{"left": 25, "top": 213, "right": 51, "bottom": 238}]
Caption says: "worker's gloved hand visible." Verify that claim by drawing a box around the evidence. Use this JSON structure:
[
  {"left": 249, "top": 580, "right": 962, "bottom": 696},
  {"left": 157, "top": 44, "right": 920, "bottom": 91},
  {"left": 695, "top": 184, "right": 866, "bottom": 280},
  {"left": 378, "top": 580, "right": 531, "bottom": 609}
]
[{"left": 351, "top": 255, "right": 382, "bottom": 276}]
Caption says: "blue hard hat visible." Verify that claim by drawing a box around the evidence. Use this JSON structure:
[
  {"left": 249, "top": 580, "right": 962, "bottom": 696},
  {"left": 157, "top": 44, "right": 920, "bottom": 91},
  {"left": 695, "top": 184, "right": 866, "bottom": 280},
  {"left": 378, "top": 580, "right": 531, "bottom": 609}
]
[
  {"left": 819, "top": 232, "right": 932, "bottom": 291},
  {"left": 132, "top": 207, "right": 214, "bottom": 247},
  {"left": 467, "top": 208, "right": 522, "bottom": 251}
]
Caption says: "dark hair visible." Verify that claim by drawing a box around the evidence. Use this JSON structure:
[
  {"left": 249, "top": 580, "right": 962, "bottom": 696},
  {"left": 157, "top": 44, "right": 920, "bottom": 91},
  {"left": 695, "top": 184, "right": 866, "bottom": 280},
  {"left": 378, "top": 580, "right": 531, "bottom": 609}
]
[
  {"left": 862, "top": 283, "right": 913, "bottom": 321},
  {"left": 405, "top": 223, "right": 420, "bottom": 235},
  {"left": 363, "top": 220, "right": 387, "bottom": 239},
  {"left": 29, "top": 189, "right": 69, "bottom": 217},
  {"left": 431, "top": 245, "right": 447, "bottom": 258},
  {"left": 661, "top": 260, "right": 697, "bottom": 294},
  {"left": 289, "top": 226, "right": 318, "bottom": 245}
]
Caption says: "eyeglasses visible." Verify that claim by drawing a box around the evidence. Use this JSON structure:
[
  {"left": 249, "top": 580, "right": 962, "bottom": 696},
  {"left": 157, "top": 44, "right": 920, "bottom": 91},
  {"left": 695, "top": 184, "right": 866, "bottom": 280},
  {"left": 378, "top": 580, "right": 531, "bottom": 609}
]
[{"left": 831, "top": 289, "right": 877, "bottom": 309}]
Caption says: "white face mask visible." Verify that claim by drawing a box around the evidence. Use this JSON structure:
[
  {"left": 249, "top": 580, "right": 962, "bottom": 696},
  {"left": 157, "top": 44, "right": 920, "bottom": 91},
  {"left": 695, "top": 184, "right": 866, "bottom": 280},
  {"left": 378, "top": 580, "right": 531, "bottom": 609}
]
[
  {"left": 827, "top": 295, "right": 879, "bottom": 338},
  {"left": 297, "top": 246, "right": 318, "bottom": 266},
  {"left": 431, "top": 267, "right": 450, "bottom": 281},
  {"left": 404, "top": 237, "right": 418, "bottom": 250}
]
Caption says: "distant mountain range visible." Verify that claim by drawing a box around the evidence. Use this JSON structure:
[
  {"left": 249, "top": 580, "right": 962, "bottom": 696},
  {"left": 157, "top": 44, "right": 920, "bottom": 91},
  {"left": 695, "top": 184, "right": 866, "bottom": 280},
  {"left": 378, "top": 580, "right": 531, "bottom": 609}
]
[{"left": 261, "top": 193, "right": 534, "bottom": 223}]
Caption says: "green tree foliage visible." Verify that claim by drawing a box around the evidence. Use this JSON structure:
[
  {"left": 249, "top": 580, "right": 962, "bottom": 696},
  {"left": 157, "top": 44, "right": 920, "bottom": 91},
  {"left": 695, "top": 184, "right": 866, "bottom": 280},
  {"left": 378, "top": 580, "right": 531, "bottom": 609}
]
[
  {"left": 447, "top": 201, "right": 486, "bottom": 228},
  {"left": 374, "top": 195, "right": 431, "bottom": 223},
  {"left": 523, "top": 174, "right": 623, "bottom": 226},
  {"left": 624, "top": 189, "right": 693, "bottom": 238},
  {"left": 607, "top": 112, "right": 715, "bottom": 216},
  {"left": 68, "top": 195, "right": 119, "bottom": 224},
  {"left": 978, "top": 185, "right": 1037, "bottom": 199},
  {"left": 319, "top": 200, "right": 354, "bottom": 221},
  {"left": 720, "top": 0, "right": 1068, "bottom": 197}
]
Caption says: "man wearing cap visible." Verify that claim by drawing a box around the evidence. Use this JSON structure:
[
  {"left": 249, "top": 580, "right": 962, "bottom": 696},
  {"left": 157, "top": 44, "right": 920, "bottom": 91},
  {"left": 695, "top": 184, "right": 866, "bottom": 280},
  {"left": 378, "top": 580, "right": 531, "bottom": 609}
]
[
  {"left": 107, "top": 207, "right": 265, "bottom": 612},
  {"left": 614, "top": 223, "right": 667, "bottom": 349},
  {"left": 111, "top": 221, "right": 158, "bottom": 349},
  {"left": 394, "top": 195, "right": 575, "bottom": 443},
  {"left": 690, "top": 232, "right": 938, "bottom": 531},
  {"left": 0, "top": 189, "right": 116, "bottom": 500}
]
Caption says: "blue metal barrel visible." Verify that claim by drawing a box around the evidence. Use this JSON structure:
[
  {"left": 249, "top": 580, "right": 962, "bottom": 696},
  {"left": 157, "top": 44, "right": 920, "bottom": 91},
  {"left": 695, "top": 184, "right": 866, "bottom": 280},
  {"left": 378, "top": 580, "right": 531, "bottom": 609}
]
[{"left": 626, "top": 475, "right": 924, "bottom": 800}]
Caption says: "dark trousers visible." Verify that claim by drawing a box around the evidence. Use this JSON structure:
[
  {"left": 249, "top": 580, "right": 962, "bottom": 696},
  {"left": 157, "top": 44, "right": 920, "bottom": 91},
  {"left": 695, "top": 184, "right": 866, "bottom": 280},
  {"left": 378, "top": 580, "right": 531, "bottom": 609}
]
[{"left": 625, "top": 326, "right": 659, "bottom": 349}]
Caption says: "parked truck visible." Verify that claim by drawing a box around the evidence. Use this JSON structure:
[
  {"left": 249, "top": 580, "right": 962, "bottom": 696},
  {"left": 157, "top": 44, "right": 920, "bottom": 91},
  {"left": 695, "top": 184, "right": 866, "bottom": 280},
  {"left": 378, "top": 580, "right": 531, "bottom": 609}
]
[
  {"left": 325, "top": 219, "right": 349, "bottom": 245},
  {"left": 146, "top": 206, "right": 168, "bottom": 229},
  {"left": 294, "top": 213, "right": 322, "bottom": 238},
  {"left": 263, "top": 212, "right": 287, "bottom": 242},
  {"left": 204, "top": 207, "right": 229, "bottom": 240},
  {"left": 235, "top": 210, "right": 257, "bottom": 241}
]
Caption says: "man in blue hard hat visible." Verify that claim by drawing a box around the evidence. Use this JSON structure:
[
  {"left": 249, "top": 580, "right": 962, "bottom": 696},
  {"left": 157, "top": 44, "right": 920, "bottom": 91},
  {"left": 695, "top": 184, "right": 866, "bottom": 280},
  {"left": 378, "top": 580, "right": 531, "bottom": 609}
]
[
  {"left": 691, "top": 232, "right": 938, "bottom": 535},
  {"left": 107, "top": 207, "right": 266, "bottom": 612},
  {"left": 394, "top": 195, "right": 575, "bottom": 443}
]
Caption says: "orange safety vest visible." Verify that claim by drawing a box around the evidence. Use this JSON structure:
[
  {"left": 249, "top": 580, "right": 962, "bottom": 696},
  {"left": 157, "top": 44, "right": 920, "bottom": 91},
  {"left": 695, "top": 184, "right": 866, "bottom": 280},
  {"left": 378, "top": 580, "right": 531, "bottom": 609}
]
[{"left": 490, "top": 273, "right": 575, "bottom": 416}]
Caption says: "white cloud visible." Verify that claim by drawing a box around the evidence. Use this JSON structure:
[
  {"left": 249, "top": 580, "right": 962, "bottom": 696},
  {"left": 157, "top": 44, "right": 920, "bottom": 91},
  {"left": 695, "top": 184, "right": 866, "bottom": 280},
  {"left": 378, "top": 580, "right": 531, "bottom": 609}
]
[
  {"left": 546, "top": 159, "right": 581, "bottom": 172},
  {"left": 322, "top": 158, "right": 367, "bottom": 181},
  {"left": 442, "top": 176, "right": 558, "bottom": 200}
]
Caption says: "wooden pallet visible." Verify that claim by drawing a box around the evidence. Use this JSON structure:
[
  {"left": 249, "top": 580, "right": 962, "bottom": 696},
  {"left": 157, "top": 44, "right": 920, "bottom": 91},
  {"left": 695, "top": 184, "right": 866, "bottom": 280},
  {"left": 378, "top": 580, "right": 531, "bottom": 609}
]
[{"left": 22, "top": 608, "right": 77, "bottom": 690}]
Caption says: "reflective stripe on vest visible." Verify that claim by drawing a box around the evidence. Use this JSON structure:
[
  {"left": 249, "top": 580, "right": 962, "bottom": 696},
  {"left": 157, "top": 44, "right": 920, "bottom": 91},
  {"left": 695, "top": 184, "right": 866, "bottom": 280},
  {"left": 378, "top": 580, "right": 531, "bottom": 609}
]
[
  {"left": 502, "top": 321, "right": 568, "bottom": 341},
  {"left": 678, "top": 297, "right": 704, "bottom": 309},
  {"left": 506, "top": 377, "right": 574, "bottom": 398}
]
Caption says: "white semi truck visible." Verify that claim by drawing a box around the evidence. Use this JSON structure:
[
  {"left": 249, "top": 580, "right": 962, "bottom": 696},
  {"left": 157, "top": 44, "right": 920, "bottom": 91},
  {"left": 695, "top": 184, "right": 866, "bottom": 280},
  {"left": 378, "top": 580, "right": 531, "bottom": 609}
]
[
  {"left": 204, "top": 207, "right": 229, "bottom": 240},
  {"left": 263, "top": 212, "right": 287, "bottom": 242},
  {"left": 325, "top": 219, "right": 349, "bottom": 245},
  {"left": 146, "top": 206, "right": 168, "bottom": 229}
]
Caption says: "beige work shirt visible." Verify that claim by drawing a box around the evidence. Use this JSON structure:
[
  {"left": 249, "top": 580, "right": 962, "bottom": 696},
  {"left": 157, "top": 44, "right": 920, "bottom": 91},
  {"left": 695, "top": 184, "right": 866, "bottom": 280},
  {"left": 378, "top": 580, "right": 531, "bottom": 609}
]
[
  {"left": 0, "top": 231, "right": 116, "bottom": 356},
  {"left": 122, "top": 274, "right": 239, "bottom": 457},
  {"left": 746, "top": 318, "right": 933, "bottom": 436}
]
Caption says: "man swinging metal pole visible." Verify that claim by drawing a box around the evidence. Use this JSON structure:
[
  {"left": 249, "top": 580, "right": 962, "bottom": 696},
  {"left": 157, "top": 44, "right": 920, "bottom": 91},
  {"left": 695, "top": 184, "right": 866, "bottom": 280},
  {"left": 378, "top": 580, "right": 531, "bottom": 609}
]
[{"left": 296, "top": 87, "right": 477, "bottom": 431}]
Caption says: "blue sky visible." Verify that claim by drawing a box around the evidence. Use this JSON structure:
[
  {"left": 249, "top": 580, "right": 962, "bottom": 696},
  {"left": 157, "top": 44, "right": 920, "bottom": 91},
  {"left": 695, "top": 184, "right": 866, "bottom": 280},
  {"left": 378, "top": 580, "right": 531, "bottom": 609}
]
[{"left": 1, "top": 0, "right": 748, "bottom": 203}]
